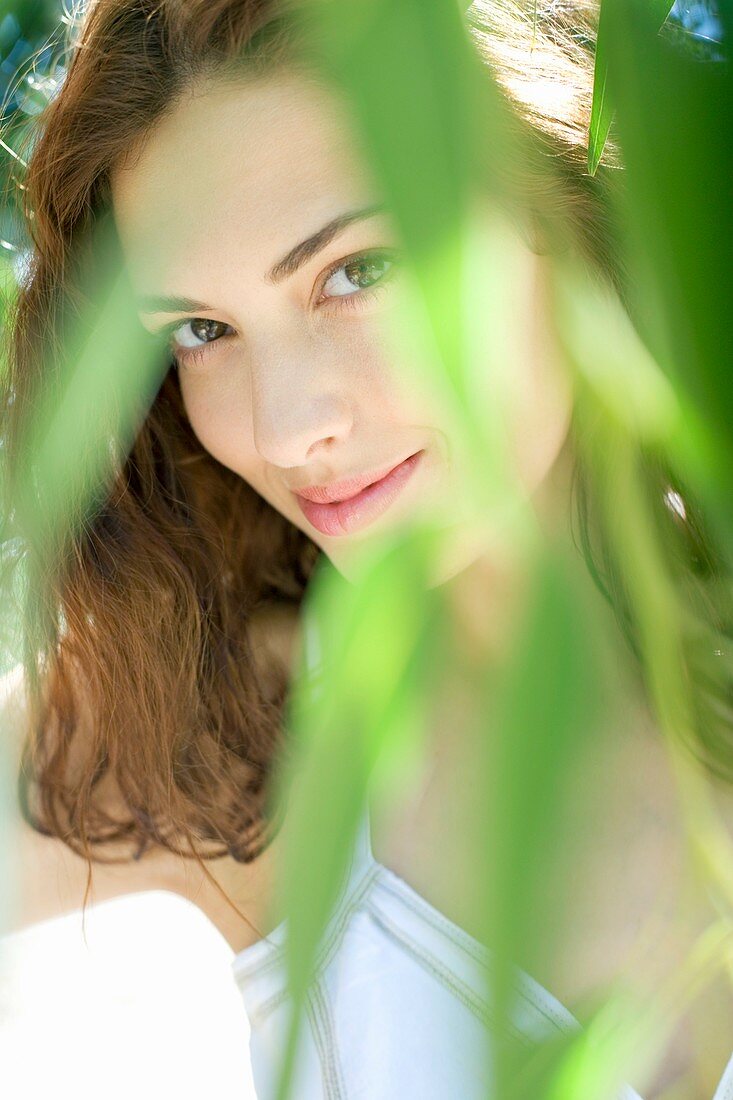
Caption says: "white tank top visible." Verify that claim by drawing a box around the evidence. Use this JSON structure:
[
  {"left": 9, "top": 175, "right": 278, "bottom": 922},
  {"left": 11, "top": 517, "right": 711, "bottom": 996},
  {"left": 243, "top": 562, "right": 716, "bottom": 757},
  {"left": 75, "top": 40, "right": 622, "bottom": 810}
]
[{"left": 230, "top": 609, "right": 733, "bottom": 1100}]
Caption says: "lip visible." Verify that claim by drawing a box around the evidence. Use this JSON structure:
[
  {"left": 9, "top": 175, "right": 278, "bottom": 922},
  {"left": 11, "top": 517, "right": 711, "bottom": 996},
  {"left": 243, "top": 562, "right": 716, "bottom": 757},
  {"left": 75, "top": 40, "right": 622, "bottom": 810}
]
[
  {"left": 293, "top": 451, "right": 424, "bottom": 537},
  {"left": 293, "top": 454, "right": 418, "bottom": 504}
]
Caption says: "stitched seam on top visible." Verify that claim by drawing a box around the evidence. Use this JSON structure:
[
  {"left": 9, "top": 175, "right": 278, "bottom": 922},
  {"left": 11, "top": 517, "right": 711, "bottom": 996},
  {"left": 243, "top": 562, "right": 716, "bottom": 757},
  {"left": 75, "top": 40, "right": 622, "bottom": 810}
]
[
  {"left": 315, "top": 866, "right": 380, "bottom": 973},
  {"left": 374, "top": 869, "right": 574, "bottom": 1033},
  {"left": 250, "top": 985, "right": 291, "bottom": 1026},
  {"left": 304, "top": 990, "right": 341, "bottom": 1100},
  {"left": 247, "top": 867, "right": 380, "bottom": 1023},
  {"left": 509, "top": 970, "right": 579, "bottom": 1033},
  {"left": 365, "top": 902, "right": 529, "bottom": 1046},
  {"left": 232, "top": 808, "right": 372, "bottom": 980},
  {"left": 375, "top": 871, "right": 490, "bottom": 965},
  {"left": 232, "top": 848, "right": 353, "bottom": 978},
  {"left": 234, "top": 861, "right": 377, "bottom": 985},
  {"left": 308, "top": 979, "right": 348, "bottom": 1100}
]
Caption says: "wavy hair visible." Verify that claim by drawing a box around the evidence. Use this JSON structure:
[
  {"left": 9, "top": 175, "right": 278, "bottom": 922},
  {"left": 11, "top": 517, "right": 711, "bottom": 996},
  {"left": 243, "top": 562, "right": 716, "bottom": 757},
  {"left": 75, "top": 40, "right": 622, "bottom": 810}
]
[{"left": 1, "top": 0, "right": 729, "bottom": 905}]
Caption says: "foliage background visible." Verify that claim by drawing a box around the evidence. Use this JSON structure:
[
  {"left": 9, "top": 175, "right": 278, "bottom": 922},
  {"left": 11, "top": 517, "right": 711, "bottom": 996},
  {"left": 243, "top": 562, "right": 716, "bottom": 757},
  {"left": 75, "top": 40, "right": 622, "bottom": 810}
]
[{"left": 1, "top": 3, "right": 732, "bottom": 1100}]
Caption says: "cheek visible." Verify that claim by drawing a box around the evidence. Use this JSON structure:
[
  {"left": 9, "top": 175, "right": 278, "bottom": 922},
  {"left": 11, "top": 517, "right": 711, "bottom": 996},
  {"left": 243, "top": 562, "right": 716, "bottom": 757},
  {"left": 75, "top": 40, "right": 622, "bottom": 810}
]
[
  {"left": 367, "top": 285, "right": 573, "bottom": 492},
  {"left": 178, "top": 372, "right": 261, "bottom": 481},
  {"left": 511, "top": 341, "right": 573, "bottom": 494},
  {"left": 447, "top": 244, "right": 573, "bottom": 499},
  {"left": 361, "top": 310, "right": 451, "bottom": 427},
  {"left": 505, "top": 262, "right": 573, "bottom": 495}
]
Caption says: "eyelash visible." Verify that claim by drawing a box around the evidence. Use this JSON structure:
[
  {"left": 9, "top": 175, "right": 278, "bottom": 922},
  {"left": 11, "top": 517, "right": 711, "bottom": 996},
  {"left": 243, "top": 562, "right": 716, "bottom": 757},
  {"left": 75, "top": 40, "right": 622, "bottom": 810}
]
[{"left": 164, "top": 248, "right": 399, "bottom": 370}]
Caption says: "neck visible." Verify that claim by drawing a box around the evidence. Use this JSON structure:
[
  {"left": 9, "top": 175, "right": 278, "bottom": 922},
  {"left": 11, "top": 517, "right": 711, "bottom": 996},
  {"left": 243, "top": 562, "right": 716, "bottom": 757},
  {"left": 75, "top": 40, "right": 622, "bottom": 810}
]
[{"left": 436, "top": 429, "right": 577, "bottom": 674}]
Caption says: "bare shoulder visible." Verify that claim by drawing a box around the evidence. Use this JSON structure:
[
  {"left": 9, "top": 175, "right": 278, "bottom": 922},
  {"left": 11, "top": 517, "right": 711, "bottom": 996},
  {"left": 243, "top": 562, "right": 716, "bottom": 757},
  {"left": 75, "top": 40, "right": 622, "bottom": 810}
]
[
  {"left": 171, "top": 600, "right": 303, "bottom": 954},
  {"left": 0, "top": 663, "right": 186, "bottom": 935},
  {"left": 0, "top": 603, "right": 302, "bottom": 948},
  {"left": 371, "top": 678, "right": 729, "bottom": 992}
]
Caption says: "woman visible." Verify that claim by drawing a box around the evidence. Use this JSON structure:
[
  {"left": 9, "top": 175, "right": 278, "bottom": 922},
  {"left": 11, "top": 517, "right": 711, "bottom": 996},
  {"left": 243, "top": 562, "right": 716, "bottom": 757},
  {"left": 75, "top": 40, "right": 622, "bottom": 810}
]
[{"left": 2, "top": 0, "right": 732, "bottom": 1097}]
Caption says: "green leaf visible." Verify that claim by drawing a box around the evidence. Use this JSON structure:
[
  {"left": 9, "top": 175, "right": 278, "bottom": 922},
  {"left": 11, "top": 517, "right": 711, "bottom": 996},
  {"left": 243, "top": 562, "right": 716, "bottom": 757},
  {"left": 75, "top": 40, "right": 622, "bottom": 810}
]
[{"left": 588, "top": 0, "right": 674, "bottom": 175}]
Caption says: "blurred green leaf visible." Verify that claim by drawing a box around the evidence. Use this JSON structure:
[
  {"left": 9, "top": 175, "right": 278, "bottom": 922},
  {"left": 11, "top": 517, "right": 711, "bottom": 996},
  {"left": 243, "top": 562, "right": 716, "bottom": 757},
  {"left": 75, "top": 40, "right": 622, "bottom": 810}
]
[
  {"left": 601, "top": 0, "right": 733, "bottom": 555},
  {"left": 272, "top": 529, "right": 444, "bottom": 1100},
  {"left": 298, "top": 0, "right": 520, "bottom": 427},
  {"left": 13, "top": 213, "right": 169, "bottom": 556},
  {"left": 588, "top": 0, "right": 674, "bottom": 176},
  {"left": 481, "top": 539, "right": 606, "bottom": 1094}
]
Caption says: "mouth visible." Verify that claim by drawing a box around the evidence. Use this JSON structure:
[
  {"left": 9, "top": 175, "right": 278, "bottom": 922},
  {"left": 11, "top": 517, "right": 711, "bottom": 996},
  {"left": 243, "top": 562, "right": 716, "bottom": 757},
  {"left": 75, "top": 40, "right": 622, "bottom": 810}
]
[{"left": 293, "top": 450, "right": 424, "bottom": 537}]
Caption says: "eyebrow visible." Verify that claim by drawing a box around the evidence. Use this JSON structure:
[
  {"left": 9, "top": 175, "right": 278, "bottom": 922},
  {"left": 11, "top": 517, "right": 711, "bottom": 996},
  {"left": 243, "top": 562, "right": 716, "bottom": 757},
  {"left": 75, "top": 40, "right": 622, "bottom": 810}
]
[{"left": 137, "top": 202, "right": 388, "bottom": 315}]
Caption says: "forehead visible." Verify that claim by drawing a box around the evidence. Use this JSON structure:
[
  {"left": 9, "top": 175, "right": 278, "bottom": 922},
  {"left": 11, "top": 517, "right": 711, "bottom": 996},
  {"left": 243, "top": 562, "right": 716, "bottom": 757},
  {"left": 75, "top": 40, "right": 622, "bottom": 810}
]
[{"left": 110, "top": 71, "right": 380, "bottom": 293}]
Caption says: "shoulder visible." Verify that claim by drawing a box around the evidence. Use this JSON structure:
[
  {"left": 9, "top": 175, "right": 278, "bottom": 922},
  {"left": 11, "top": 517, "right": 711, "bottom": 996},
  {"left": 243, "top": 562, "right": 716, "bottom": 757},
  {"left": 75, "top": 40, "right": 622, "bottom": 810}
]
[
  {"left": 370, "top": 685, "right": 726, "bottom": 1004},
  {"left": 0, "top": 661, "right": 187, "bottom": 933},
  {"left": 0, "top": 633, "right": 289, "bottom": 947}
]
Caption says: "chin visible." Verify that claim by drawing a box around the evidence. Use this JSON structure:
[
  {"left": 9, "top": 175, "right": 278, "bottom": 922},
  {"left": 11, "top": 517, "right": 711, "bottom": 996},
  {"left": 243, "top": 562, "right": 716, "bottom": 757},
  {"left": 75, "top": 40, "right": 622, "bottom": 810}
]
[{"left": 426, "top": 528, "right": 488, "bottom": 590}]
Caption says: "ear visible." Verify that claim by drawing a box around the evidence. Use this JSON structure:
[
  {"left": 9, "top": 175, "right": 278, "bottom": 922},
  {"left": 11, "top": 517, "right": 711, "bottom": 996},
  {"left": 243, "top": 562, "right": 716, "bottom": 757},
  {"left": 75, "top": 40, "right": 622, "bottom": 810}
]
[{"left": 524, "top": 210, "right": 569, "bottom": 258}]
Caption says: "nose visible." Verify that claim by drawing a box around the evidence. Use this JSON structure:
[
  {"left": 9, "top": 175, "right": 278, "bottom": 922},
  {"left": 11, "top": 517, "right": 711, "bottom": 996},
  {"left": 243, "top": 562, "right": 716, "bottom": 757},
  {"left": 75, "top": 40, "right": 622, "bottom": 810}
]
[{"left": 249, "top": 338, "right": 354, "bottom": 468}]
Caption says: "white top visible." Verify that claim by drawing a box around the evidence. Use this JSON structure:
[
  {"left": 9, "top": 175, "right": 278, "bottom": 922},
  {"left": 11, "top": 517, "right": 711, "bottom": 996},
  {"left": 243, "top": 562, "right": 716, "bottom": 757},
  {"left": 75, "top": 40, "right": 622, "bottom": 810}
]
[
  {"left": 232, "top": 811, "right": 647, "bottom": 1100},
  {"left": 230, "top": 611, "right": 733, "bottom": 1100}
]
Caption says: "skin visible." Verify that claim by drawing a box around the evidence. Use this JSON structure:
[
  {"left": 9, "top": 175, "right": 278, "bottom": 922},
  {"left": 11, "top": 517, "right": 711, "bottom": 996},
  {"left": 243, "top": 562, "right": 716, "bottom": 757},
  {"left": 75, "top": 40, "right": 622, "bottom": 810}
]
[
  {"left": 111, "top": 72, "right": 573, "bottom": 590},
  {"left": 108, "top": 72, "right": 732, "bottom": 1063},
  {"left": 110, "top": 62, "right": 575, "bottom": 918}
]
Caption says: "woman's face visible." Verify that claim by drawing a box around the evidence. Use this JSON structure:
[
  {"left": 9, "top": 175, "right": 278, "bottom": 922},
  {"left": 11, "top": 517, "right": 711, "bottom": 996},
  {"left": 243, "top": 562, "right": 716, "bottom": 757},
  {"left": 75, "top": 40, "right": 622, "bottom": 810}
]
[{"left": 111, "top": 71, "right": 572, "bottom": 584}]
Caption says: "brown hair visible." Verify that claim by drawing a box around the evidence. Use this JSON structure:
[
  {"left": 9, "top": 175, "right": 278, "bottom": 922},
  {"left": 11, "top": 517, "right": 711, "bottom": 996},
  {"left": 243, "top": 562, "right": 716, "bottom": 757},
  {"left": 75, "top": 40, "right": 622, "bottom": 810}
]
[
  {"left": 1, "top": 0, "right": 729, "bottom": 907},
  {"left": 3, "top": 1, "right": 325, "bottom": 876}
]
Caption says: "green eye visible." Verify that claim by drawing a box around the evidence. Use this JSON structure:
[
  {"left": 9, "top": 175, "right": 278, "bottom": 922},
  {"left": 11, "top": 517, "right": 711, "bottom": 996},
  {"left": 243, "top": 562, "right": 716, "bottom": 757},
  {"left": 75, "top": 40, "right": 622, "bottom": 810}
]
[
  {"left": 323, "top": 253, "right": 396, "bottom": 297},
  {"left": 172, "top": 318, "right": 233, "bottom": 350}
]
